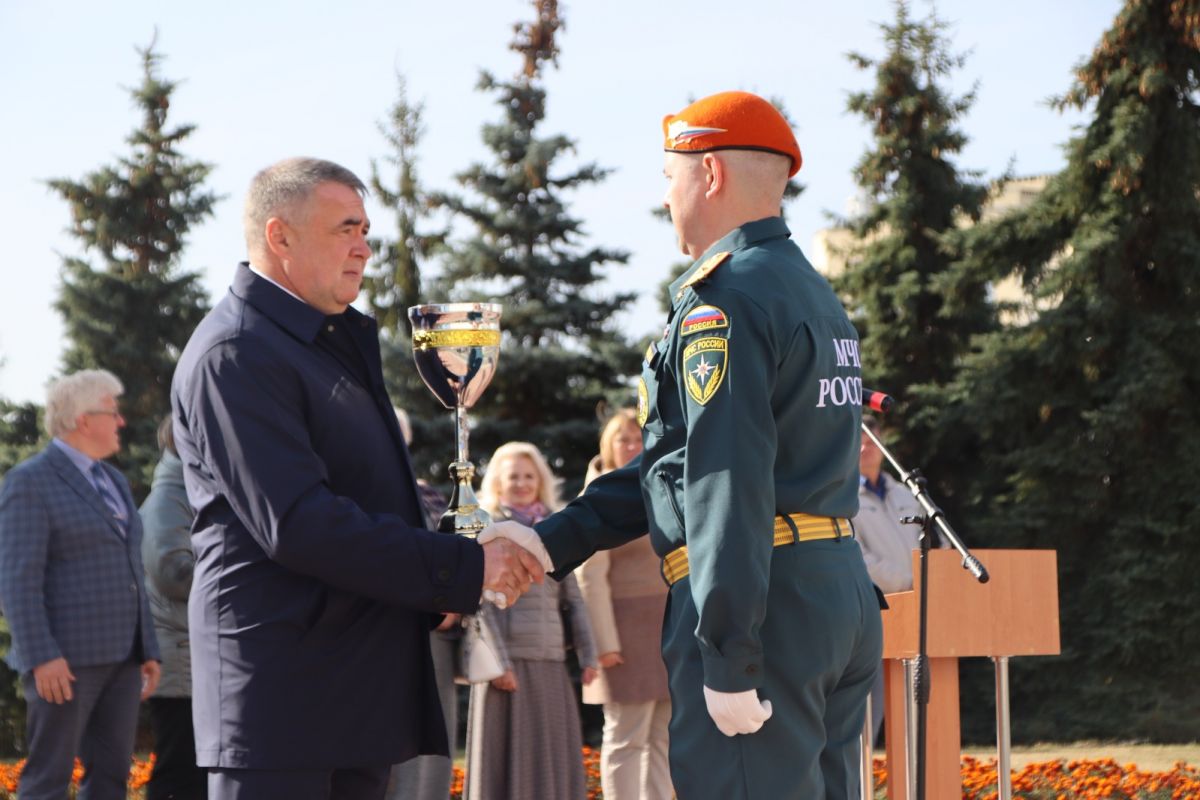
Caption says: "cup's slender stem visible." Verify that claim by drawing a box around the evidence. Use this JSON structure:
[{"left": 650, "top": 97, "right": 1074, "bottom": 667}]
[
  {"left": 455, "top": 404, "right": 470, "bottom": 465},
  {"left": 437, "top": 403, "right": 491, "bottom": 537}
]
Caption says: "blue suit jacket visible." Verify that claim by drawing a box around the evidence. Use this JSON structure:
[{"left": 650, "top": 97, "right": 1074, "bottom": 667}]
[
  {"left": 0, "top": 445, "right": 160, "bottom": 674},
  {"left": 171, "top": 264, "right": 484, "bottom": 770}
]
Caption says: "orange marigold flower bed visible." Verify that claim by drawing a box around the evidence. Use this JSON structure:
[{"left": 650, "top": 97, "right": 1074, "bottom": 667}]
[
  {"left": 0, "top": 749, "right": 1194, "bottom": 799},
  {"left": 0, "top": 754, "right": 153, "bottom": 798},
  {"left": 872, "top": 755, "right": 1200, "bottom": 799}
]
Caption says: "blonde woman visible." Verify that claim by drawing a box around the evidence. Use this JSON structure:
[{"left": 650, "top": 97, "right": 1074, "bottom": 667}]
[
  {"left": 466, "top": 442, "right": 599, "bottom": 800},
  {"left": 577, "top": 411, "right": 673, "bottom": 799}
]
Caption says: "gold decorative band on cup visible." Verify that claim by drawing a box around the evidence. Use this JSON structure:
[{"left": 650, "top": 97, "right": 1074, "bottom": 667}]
[{"left": 412, "top": 330, "right": 502, "bottom": 350}]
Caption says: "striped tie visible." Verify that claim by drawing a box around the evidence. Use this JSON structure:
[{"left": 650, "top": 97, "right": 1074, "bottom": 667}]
[{"left": 90, "top": 462, "right": 128, "bottom": 535}]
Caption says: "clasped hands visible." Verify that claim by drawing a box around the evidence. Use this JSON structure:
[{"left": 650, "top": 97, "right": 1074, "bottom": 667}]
[{"left": 477, "top": 520, "right": 554, "bottom": 609}]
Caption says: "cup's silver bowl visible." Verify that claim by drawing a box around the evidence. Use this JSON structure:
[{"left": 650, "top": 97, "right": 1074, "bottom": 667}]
[{"left": 409, "top": 303, "right": 501, "bottom": 410}]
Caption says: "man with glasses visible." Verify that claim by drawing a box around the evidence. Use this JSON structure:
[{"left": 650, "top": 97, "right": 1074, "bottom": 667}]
[{"left": 0, "top": 369, "right": 161, "bottom": 800}]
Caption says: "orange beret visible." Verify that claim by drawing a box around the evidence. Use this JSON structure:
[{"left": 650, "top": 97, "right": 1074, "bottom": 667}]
[{"left": 662, "top": 91, "right": 802, "bottom": 177}]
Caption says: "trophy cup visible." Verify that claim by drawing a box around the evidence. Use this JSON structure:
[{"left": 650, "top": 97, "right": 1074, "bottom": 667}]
[{"left": 408, "top": 302, "right": 502, "bottom": 537}]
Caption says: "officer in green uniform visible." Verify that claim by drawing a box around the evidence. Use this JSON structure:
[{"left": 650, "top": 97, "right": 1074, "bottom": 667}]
[{"left": 482, "top": 90, "right": 883, "bottom": 799}]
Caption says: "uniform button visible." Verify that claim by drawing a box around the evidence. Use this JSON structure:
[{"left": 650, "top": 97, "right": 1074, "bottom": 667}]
[
  {"left": 437, "top": 568, "right": 451, "bottom": 582},
  {"left": 745, "top": 664, "right": 758, "bottom": 675},
  {"left": 129, "top": 584, "right": 137, "bottom": 592},
  {"left": 326, "top": 324, "right": 335, "bottom": 333}
]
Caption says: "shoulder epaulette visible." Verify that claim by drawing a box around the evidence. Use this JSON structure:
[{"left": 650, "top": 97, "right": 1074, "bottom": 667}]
[{"left": 675, "top": 251, "right": 731, "bottom": 301}]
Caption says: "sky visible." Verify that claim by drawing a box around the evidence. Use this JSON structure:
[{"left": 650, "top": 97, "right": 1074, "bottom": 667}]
[{"left": 0, "top": 0, "right": 1120, "bottom": 404}]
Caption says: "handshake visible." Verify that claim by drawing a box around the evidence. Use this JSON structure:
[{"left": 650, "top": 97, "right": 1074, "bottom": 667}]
[{"left": 477, "top": 521, "right": 555, "bottom": 608}]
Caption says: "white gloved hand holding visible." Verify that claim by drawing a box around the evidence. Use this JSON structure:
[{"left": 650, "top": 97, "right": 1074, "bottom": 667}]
[
  {"left": 477, "top": 520, "right": 554, "bottom": 572},
  {"left": 703, "top": 686, "right": 773, "bottom": 737},
  {"left": 477, "top": 521, "right": 555, "bottom": 608}
]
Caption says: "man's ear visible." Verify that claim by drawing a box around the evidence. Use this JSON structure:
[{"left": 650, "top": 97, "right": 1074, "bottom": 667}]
[
  {"left": 702, "top": 153, "right": 725, "bottom": 199},
  {"left": 264, "top": 217, "right": 291, "bottom": 259}
]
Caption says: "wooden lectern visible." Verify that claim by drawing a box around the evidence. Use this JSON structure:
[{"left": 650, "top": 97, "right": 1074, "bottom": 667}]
[{"left": 880, "top": 549, "right": 1060, "bottom": 800}]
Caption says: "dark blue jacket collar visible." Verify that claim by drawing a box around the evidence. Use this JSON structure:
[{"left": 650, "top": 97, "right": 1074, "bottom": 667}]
[
  {"left": 231, "top": 262, "right": 326, "bottom": 343},
  {"left": 668, "top": 216, "right": 791, "bottom": 299}
]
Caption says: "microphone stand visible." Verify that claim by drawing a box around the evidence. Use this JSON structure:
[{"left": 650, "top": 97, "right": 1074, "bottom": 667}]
[{"left": 861, "top": 423, "right": 988, "bottom": 800}]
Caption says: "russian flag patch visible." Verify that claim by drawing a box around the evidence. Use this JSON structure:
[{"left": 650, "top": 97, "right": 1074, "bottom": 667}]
[{"left": 680, "top": 305, "right": 728, "bottom": 336}]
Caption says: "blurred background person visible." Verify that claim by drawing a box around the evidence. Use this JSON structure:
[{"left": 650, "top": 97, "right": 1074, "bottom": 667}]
[
  {"left": 386, "top": 408, "right": 458, "bottom": 800},
  {"left": 140, "top": 417, "right": 205, "bottom": 800},
  {"left": 0, "top": 369, "right": 160, "bottom": 800},
  {"left": 853, "top": 415, "right": 947, "bottom": 741},
  {"left": 576, "top": 410, "right": 672, "bottom": 799},
  {"left": 469, "top": 442, "right": 599, "bottom": 800}
]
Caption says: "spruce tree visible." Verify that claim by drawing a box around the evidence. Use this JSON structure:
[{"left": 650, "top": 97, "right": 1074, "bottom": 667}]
[
  {"left": 943, "top": 0, "right": 1200, "bottom": 741},
  {"left": 0, "top": 390, "right": 42, "bottom": 748},
  {"left": 364, "top": 74, "right": 446, "bottom": 336},
  {"left": 0, "top": 399, "right": 43, "bottom": 476},
  {"left": 830, "top": 1, "right": 994, "bottom": 570},
  {"left": 48, "top": 40, "right": 217, "bottom": 498},
  {"left": 837, "top": 2, "right": 991, "bottom": 441},
  {"left": 430, "top": 0, "right": 637, "bottom": 490},
  {"left": 365, "top": 74, "right": 455, "bottom": 479}
]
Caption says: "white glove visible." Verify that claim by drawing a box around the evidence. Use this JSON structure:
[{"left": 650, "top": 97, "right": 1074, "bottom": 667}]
[
  {"left": 703, "top": 686, "right": 773, "bottom": 737},
  {"left": 477, "top": 520, "right": 555, "bottom": 572}
]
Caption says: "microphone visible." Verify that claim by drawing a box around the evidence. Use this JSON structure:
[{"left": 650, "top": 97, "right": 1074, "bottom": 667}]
[{"left": 863, "top": 389, "right": 894, "bottom": 413}]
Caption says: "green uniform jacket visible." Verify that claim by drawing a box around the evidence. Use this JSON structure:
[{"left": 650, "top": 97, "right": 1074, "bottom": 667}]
[{"left": 537, "top": 215, "right": 864, "bottom": 692}]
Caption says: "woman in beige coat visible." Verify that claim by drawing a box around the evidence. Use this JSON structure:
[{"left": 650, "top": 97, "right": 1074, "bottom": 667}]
[{"left": 577, "top": 411, "right": 674, "bottom": 799}]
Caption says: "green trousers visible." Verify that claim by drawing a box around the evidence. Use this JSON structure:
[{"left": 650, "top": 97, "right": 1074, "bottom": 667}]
[{"left": 663, "top": 538, "right": 883, "bottom": 799}]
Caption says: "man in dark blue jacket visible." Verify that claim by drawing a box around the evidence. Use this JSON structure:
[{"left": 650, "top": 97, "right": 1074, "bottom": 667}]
[{"left": 171, "top": 157, "right": 542, "bottom": 800}]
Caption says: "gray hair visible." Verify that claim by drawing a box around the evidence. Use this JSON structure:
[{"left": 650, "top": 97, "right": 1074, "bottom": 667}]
[
  {"left": 45, "top": 369, "right": 124, "bottom": 437},
  {"left": 243, "top": 157, "right": 367, "bottom": 256}
]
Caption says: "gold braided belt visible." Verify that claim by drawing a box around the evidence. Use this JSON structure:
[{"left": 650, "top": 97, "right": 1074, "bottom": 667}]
[{"left": 661, "top": 513, "right": 852, "bottom": 586}]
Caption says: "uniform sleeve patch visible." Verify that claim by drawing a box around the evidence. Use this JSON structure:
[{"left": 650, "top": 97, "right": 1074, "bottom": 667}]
[
  {"left": 637, "top": 377, "right": 650, "bottom": 427},
  {"left": 680, "top": 304, "right": 728, "bottom": 336},
  {"left": 682, "top": 337, "right": 727, "bottom": 405}
]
